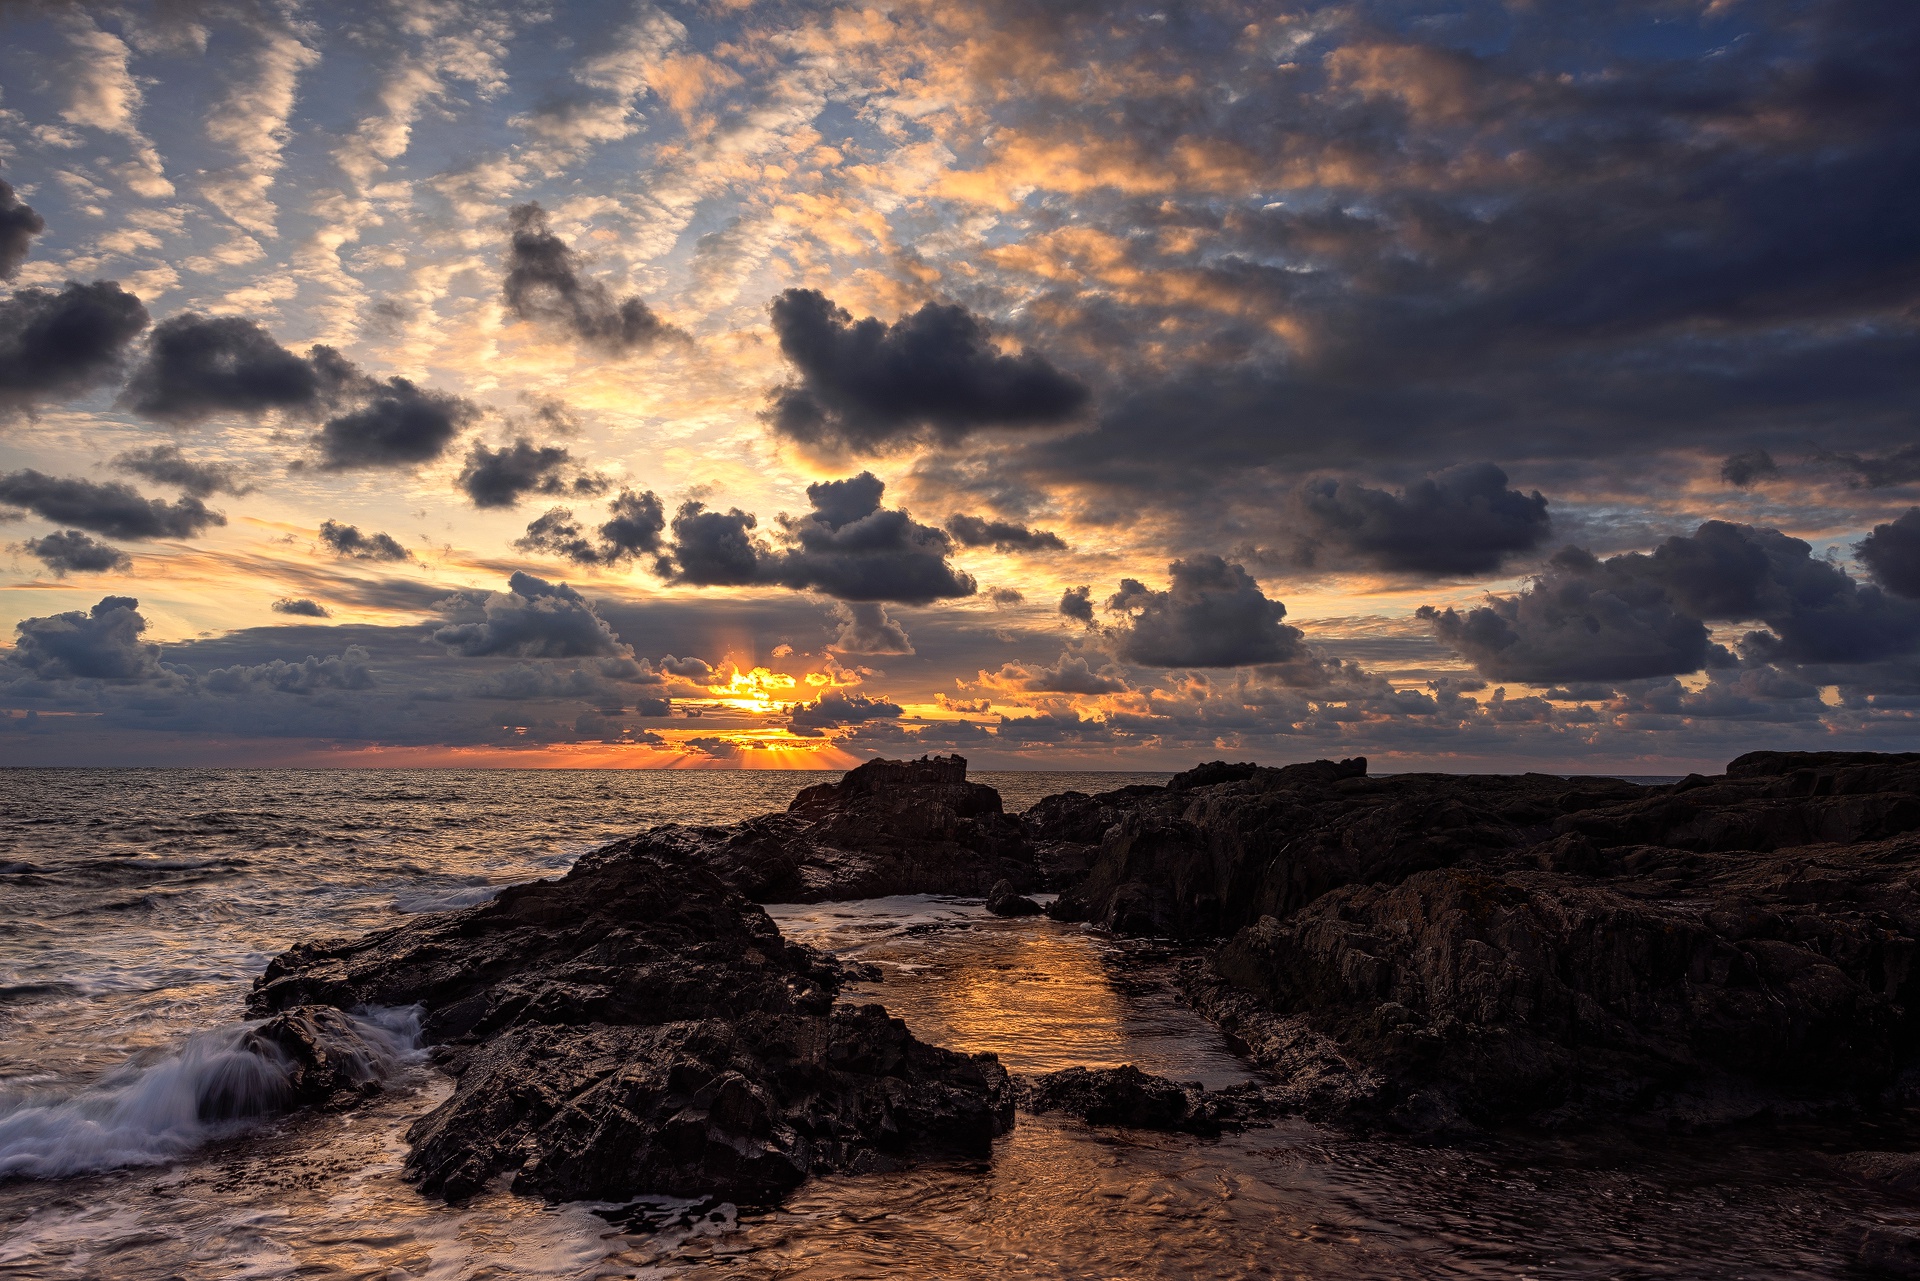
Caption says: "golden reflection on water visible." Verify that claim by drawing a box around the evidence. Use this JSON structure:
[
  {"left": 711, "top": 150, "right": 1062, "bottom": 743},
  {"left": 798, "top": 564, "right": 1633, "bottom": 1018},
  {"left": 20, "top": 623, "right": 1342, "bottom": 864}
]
[{"left": 902, "top": 931, "right": 1132, "bottom": 1073}]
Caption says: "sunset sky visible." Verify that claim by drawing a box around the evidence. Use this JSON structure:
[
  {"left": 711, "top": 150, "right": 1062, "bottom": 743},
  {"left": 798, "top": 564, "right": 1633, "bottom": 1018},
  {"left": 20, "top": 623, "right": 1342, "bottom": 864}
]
[{"left": 1, "top": 0, "right": 1916, "bottom": 771}]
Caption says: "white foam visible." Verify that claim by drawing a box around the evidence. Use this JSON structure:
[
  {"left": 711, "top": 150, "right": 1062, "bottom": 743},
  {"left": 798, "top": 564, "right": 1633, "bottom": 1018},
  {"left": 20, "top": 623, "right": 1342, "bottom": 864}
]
[
  {"left": 0, "top": 1007, "right": 421, "bottom": 1179},
  {"left": 390, "top": 883, "right": 502, "bottom": 914}
]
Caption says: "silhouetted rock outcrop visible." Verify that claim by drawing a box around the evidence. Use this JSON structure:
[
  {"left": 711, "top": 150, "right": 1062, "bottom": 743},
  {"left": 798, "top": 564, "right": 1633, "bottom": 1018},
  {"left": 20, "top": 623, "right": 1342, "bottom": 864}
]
[
  {"left": 249, "top": 825, "right": 1013, "bottom": 1203},
  {"left": 704, "top": 754, "right": 1038, "bottom": 902},
  {"left": 985, "top": 878, "right": 1042, "bottom": 916},
  {"left": 1030, "top": 751, "right": 1920, "bottom": 1131}
]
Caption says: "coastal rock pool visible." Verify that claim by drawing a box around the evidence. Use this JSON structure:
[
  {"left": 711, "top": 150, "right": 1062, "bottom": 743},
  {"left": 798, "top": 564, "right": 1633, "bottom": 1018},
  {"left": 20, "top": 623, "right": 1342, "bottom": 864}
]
[{"left": 0, "top": 770, "right": 1913, "bottom": 1278}]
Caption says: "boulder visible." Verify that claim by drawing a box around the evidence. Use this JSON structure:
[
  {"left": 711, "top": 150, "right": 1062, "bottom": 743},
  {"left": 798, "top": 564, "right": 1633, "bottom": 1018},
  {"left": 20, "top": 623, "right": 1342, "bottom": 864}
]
[
  {"left": 249, "top": 831, "right": 1013, "bottom": 1203},
  {"left": 985, "top": 879, "right": 1042, "bottom": 917}
]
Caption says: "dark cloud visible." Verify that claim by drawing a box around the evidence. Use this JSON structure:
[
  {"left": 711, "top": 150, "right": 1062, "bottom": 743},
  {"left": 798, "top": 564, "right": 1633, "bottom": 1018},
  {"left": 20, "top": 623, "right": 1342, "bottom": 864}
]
[
  {"left": 0, "top": 470, "right": 224, "bottom": 540},
  {"left": 760, "top": 472, "right": 976, "bottom": 604},
  {"left": 503, "top": 203, "right": 675, "bottom": 354},
  {"left": 1722, "top": 450, "right": 1779, "bottom": 488},
  {"left": 0, "top": 281, "right": 149, "bottom": 417},
  {"left": 313, "top": 376, "right": 479, "bottom": 470},
  {"left": 0, "top": 179, "right": 45, "bottom": 280},
  {"left": 1425, "top": 521, "right": 1920, "bottom": 682},
  {"left": 1294, "top": 463, "right": 1550, "bottom": 576},
  {"left": 110, "top": 445, "right": 251, "bottom": 497},
  {"left": 120, "top": 314, "right": 331, "bottom": 424},
  {"left": 1059, "top": 585, "right": 1094, "bottom": 625},
  {"left": 432, "top": 571, "right": 630, "bottom": 658},
  {"left": 765, "top": 289, "right": 1088, "bottom": 454},
  {"left": 22, "top": 530, "right": 130, "bottom": 576},
  {"left": 1106, "top": 557, "right": 1302, "bottom": 668},
  {"left": 1828, "top": 445, "right": 1920, "bottom": 489},
  {"left": 271, "top": 598, "right": 331, "bottom": 617},
  {"left": 665, "top": 501, "right": 763, "bottom": 587},
  {"left": 6, "top": 596, "right": 164, "bottom": 681},
  {"left": 203, "top": 648, "right": 372, "bottom": 694},
  {"left": 982, "top": 652, "right": 1128, "bottom": 695},
  {"left": 827, "top": 601, "right": 914, "bottom": 655},
  {"left": 318, "top": 520, "right": 411, "bottom": 562},
  {"left": 946, "top": 512, "right": 1067, "bottom": 553},
  {"left": 516, "top": 490, "right": 666, "bottom": 566},
  {"left": 1858, "top": 509, "right": 1920, "bottom": 600},
  {"left": 789, "top": 689, "right": 904, "bottom": 735},
  {"left": 457, "top": 439, "right": 606, "bottom": 508},
  {"left": 988, "top": 587, "right": 1024, "bottom": 605}
]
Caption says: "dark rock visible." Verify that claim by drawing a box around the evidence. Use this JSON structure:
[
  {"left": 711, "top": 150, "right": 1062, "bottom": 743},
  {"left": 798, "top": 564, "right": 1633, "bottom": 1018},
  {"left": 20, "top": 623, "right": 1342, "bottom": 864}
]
[
  {"left": 1021, "top": 1065, "right": 1205, "bottom": 1132},
  {"left": 1835, "top": 1150, "right": 1920, "bottom": 1193},
  {"left": 407, "top": 1006, "right": 1011, "bottom": 1204},
  {"left": 249, "top": 831, "right": 1013, "bottom": 1203},
  {"left": 710, "top": 754, "right": 1038, "bottom": 902},
  {"left": 1845, "top": 1224, "right": 1920, "bottom": 1278},
  {"left": 985, "top": 878, "right": 1042, "bottom": 917},
  {"left": 243, "top": 1005, "right": 415, "bottom": 1109},
  {"left": 1021, "top": 751, "right": 1920, "bottom": 1132}
]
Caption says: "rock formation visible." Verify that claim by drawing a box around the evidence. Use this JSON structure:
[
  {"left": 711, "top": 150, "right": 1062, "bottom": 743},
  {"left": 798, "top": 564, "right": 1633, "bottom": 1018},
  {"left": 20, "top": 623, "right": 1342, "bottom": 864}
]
[
  {"left": 1038, "top": 751, "right": 1920, "bottom": 1131},
  {"left": 249, "top": 816, "right": 1013, "bottom": 1203}
]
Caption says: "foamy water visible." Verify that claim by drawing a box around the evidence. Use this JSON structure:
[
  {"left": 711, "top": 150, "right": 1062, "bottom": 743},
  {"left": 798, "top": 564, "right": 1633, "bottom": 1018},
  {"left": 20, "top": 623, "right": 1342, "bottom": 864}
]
[{"left": 1, "top": 768, "right": 1914, "bottom": 1278}]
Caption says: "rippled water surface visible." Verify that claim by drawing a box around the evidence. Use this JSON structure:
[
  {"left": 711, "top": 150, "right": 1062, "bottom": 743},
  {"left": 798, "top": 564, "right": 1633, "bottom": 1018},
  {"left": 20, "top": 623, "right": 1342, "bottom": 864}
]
[{"left": 0, "top": 768, "right": 1912, "bottom": 1278}]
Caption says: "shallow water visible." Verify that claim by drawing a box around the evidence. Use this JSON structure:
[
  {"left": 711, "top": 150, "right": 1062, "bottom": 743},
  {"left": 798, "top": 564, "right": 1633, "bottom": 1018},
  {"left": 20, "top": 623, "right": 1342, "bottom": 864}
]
[{"left": 0, "top": 768, "right": 1913, "bottom": 1278}]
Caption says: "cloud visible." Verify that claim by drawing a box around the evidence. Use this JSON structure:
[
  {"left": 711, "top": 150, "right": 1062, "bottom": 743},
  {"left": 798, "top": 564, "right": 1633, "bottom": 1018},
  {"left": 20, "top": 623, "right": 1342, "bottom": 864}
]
[
  {"left": 826, "top": 601, "right": 914, "bottom": 655},
  {"left": 432, "top": 571, "right": 630, "bottom": 658},
  {"left": 1420, "top": 571, "right": 1717, "bottom": 685},
  {"left": 980, "top": 652, "right": 1128, "bottom": 695},
  {"left": 946, "top": 512, "right": 1067, "bottom": 553},
  {"left": 1294, "top": 463, "right": 1551, "bottom": 576},
  {"left": 22, "top": 530, "right": 130, "bottom": 576},
  {"left": 0, "top": 282, "right": 150, "bottom": 418},
  {"left": 1858, "top": 509, "right": 1920, "bottom": 600},
  {"left": 110, "top": 444, "right": 251, "bottom": 497},
  {"left": 271, "top": 597, "right": 330, "bottom": 617},
  {"left": 6, "top": 596, "right": 164, "bottom": 681},
  {"left": 0, "top": 471, "right": 224, "bottom": 539},
  {"left": 516, "top": 489, "right": 666, "bottom": 566},
  {"left": 120, "top": 313, "right": 333, "bottom": 423},
  {"left": 318, "top": 520, "right": 411, "bottom": 562},
  {"left": 765, "top": 289, "right": 1089, "bottom": 454},
  {"left": 1722, "top": 450, "right": 1779, "bottom": 488},
  {"left": 457, "top": 439, "right": 607, "bottom": 508},
  {"left": 204, "top": 647, "right": 372, "bottom": 694},
  {"left": 789, "top": 689, "right": 903, "bottom": 735},
  {"left": 1829, "top": 445, "right": 1920, "bottom": 489},
  {"left": 0, "top": 179, "right": 45, "bottom": 279},
  {"left": 313, "top": 376, "right": 480, "bottom": 470},
  {"left": 1106, "top": 556, "right": 1302, "bottom": 668},
  {"left": 664, "top": 501, "right": 763, "bottom": 586},
  {"left": 502, "top": 203, "right": 675, "bottom": 354},
  {"left": 759, "top": 472, "right": 976, "bottom": 603},
  {"left": 1425, "top": 522, "right": 1920, "bottom": 682},
  {"left": 1059, "top": 585, "right": 1094, "bottom": 625}
]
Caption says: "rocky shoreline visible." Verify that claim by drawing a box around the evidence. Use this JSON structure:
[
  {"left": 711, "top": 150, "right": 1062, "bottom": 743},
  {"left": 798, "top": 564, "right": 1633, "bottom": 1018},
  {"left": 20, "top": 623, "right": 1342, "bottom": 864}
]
[{"left": 243, "top": 751, "right": 1920, "bottom": 1228}]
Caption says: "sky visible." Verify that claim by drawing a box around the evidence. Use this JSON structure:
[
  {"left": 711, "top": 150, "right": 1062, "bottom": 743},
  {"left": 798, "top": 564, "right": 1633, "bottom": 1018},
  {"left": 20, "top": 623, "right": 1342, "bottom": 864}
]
[{"left": 0, "top": 0, "right": 1917, "bottom": 772}]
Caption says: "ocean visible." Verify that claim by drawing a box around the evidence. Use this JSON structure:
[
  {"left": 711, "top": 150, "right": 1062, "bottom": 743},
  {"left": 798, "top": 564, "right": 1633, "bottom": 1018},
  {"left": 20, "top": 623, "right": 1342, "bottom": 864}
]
[{"left": 0, "top": 768, "right": 1906, "bottom": 1278}]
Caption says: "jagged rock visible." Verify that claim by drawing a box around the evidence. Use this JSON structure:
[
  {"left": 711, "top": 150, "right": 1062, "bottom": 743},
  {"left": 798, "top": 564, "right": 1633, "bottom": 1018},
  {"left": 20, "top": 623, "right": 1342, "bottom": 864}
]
[
  {"left": 1835, "top": 1150, "right": 1920, "bottom": 1192},
  {"left": 249, "top": 830, "right": 1013, "bottom": 1203},
  {"left": 985, "top": 878, "right": 1042, "bottom": 917},
  {"left": 1026, "top": 751, "right": 1920, "bottom": 1130},
  {"left": 706, "top": 754, "right": 1038, "bottom": 902},
  {"left": 1022, "top": 1065, "right": 1198, "bottom": 1131},
  {"left": 242, "top": 1005, "right": 413, "bottom": 1109},
  {"left": 407, "top": 1006, "right": 1012, "bottom": 1204},
  {"left": 1045, "top": 756, "right": 1647, "bottom": 938}
]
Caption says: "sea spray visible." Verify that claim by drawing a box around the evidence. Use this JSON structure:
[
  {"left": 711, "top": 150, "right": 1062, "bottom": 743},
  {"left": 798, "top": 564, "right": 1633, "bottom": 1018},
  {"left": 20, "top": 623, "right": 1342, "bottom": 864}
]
[{"left": 0, "top": 1006, "right": 421, "bottom": 1179}]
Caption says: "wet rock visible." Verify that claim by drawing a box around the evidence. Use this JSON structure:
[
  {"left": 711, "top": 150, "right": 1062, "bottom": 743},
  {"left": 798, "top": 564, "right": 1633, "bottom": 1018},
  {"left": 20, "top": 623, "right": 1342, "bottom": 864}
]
[
  {"left": 1027, "top": 751, "right": 1920, "bottom": 1131},
  {"left": 408, "top": 1006, "right": 1012, "bottom": 1204},
  {"left": 1846, "top": 1224, "right": 1920, "bottom": 1278},
  {"left": 1834, "top": 1149, "right": 1920, "bottom": 1193},
  {"left": 249, "top": 833, "right": 1014, "bottom": 1203},
  {"left": 1021, "top": 1065, "right": 1205, "bottom": 1133},
  {"left": 985, "top": 879, "right": 1042, "bottom": 917},
  {"left": 243, "top": 1005, "right": 413, "bottom": 1109}
]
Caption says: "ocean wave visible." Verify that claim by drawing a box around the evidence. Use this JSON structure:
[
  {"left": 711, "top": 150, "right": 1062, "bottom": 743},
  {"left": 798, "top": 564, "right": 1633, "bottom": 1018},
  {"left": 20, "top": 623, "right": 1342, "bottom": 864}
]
[
  {"left": 390, "top": 884, "right": 503, "bottom": 914},
  {"left": 0, "top": 1006, "right": 422, "bottom": 1180}
]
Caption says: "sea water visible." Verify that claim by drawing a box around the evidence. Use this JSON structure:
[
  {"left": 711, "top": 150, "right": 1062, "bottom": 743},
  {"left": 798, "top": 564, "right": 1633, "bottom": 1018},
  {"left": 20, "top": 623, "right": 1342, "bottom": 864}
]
[{"left": 0, "top": 769, "right": 1910, "bottom": 1278}]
